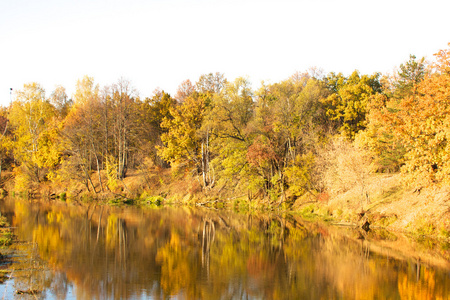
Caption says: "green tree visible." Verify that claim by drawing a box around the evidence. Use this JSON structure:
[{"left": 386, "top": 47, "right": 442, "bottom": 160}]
[
  {"left": 208, "top": 74, "right": 328, "bottom": 203},
  {"left": 393, "top": 54, "right": 426, "bottom": 99},
  {"left": 251, "top": 75, "right": 327, "bottom": 201},
  {"left": 208, "top": 77, "right": 253, "bottom": 141},
  {"left": 206, "top": 77, "right": 254, "bottom": 194}
]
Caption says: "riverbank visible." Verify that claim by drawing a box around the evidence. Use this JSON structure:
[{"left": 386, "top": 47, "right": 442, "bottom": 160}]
[
  {"left": 294, "top": 173, "right": 450, "bottom": 241},
  {"left": 1, "top": 169, "right": 449, "bottom": 241}
]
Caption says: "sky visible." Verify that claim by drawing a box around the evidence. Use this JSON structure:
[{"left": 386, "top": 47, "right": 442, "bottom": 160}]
[{"left": 0, "top": 0, "right": 449, "bottom": 106}]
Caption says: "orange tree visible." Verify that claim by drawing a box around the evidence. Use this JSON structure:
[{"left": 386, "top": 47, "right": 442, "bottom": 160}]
[
  {"left": 361, "top": 44, "right": 450, "bottom": 186},
  {"left": 357, "top": 55, "right": 427, "bottom": 172},
  {"left": 395, "top": 44, "right": 450, "bottom": 186}
]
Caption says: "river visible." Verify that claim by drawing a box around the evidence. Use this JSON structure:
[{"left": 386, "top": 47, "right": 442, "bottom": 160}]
[{"left": 1, "top": 197, "right": 450, "bottom": 299}]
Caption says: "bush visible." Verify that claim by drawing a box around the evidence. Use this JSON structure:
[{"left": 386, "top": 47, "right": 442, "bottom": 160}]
[
  {"left": 143, "top": 195, "right": 164, "bottom": 206},
  {"left": 59, "top": 192, "right": 66, "bottom": 202},
  {"left": 409, "top": 217, "right": 436, "bottom": 236},
  {"left": 320, "top": 137, "right": 374, "bottom": 196}
]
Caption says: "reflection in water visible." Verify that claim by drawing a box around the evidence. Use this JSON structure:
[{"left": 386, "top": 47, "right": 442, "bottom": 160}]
[{"left": 1, "top": 198, "right": 450, "bottom": 299}]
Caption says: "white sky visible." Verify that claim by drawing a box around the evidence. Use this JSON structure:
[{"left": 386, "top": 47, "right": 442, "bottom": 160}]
[{"left": 0, "top": 0, "right": 449, "bottom": 106}]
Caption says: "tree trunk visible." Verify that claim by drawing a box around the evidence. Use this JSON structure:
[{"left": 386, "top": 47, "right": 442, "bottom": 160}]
[{"left": 202, "top": 141, "right": 206, "bottom": 187}]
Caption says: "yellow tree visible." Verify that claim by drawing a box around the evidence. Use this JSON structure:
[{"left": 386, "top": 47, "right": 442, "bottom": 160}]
[
  {"left": 158, "top": 74, "right": 227, "bottom": 188},
  {"left": 9, "top": 83, "right": 60, "bottom": 189},
  {"left": 159, "top": 92, "right": 212, "bottom": 187},
  {"left": 322, "top": 71, "right": 382, "bottom": 140},
  {"left": 0, "top": 107, "right": 14, "bottom": 177},
  {"left": 142, "top": 90, "right": 177, "bottom": 168}
]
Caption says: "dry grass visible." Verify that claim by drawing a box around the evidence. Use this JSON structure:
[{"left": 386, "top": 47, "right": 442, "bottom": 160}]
[{"left": 323, "top": 172, "right": 450, "bottom": 238}]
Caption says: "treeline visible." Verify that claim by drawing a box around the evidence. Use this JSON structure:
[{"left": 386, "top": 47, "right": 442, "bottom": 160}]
[{"left": 1, "top": 44, "right": 450, "bottom": 203}]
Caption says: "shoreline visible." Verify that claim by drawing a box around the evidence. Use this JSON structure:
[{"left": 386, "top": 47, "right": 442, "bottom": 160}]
[{"left": 1, "top": 170, "right": 450, "bottom": 242}]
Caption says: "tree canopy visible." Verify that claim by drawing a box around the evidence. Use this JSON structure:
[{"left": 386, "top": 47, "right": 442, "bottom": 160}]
[{"left": 3, "top": 43, "right": 450, "bottom": 201}]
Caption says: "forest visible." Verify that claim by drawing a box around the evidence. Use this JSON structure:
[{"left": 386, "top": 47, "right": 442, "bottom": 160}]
[{"left": 1, "top": 44, "right": 450, "bottom": 209}]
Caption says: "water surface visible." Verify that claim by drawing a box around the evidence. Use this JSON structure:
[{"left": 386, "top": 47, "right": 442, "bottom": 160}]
[{"left": 1, "top": 198, "right": 450, "bottom": 299}]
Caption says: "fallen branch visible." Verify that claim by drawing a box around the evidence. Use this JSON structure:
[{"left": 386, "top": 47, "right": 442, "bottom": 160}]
[
  {"left": 111, "top": 192, "right": 135, "bottom": 202},
  {"left": 196, "top": 199, "right": 221, "bottom": 206},
  {"left": 330, "top": 222, "right": 357, "bottom": 227}
]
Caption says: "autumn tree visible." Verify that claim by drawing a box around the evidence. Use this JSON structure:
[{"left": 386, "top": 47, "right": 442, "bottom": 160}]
[
  {"left": 392, "top": 44, "right": 450, "bottom": 186},
  {"left": 62, "top": 76, "right": 103, "bottom": 192},
  {"left": 250, "top": 75, "right": 328, "bottom": 201},
  {"left": 358, "top": 55, "right": 427, "bottom": 172},
  {"left": 142, "top": 90, "right": 177, "bottom": 167},
  {"left": 0, "top": 106, "right": 14, "bottom": 176},
  {"left": 108, "top": 79, "right": 140, "bottom": 180},
  {"left": 61, "top": 77, "right": 145, "bottom": 192},
  {"left": 159, "top": 92, "right": 213, "bottom": 186},
  {"left": 320, "top": 137, "right": 374, "bottom": 208},
  {"left": 50, "top": 85, "right": 73, "bottom": 119},
  {"left": 392, "top": 54, "right": 426, "bottom": 99},
  {"left": 195, "top": 77, "right": 252, "bottom": 194},
  {"left": 158, "top": 74, "right": 227, "bottom": 188},
  {"left": 196, "top": 72, "right": 227, "bottom": 95},
  {"left": 322, "top": 71, "right": 382, "bottom": 139},
  {"left": 174, "top": 79, "right": 195, "bottom": 103},
  {"left": 9, "top": 83, "right": 61, "bottom": 190}
]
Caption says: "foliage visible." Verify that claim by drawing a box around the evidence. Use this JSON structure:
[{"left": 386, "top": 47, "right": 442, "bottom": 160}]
[
  {"left": 9, "top": 83, "right": 60, "bottom": 184},
  {"left": 408, "top": 217, "right": 436, "bottom": 237},
  {"left": 4, "top": 43, "right": 450, "bottom": 200},
  {"left": 322, "top": 71, "right": 382, "bottom": 139},
  {"left": 159, "top": 92, "right": 211, "bottom": 184},
  {"left": 361, "top": 44, "right": 450, "bottom": 187},
  {"left": 13, "top": 166, "right": 32, "bottom": 193},
  {"left": 356, "top": 93, "right": 406, "bottom": 173},
  {"left": 396, "top": 46, "right": 450, "bottom": 186},
  {"left": 357, "top": 55, "right": 427, "bottom": 173},
  {"left": 392, "top": 54, "right": 426, "bottom": 99},
  {"left": 140, "top": 194, "right": 164, "bottom": 206},
  {"left": 284, "top": 152, "right": 316, "bottom": 197},
  {"left": 0, "top": 216, "right": 12, "bottom": 246},
  {"left": 105, "top": 155, "right": 119, "bottom": 191}
]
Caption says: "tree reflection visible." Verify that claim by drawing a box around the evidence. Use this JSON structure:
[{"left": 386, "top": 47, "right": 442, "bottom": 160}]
[{"left": 2, "top": 197, "right": 450, "bottom": 299}]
